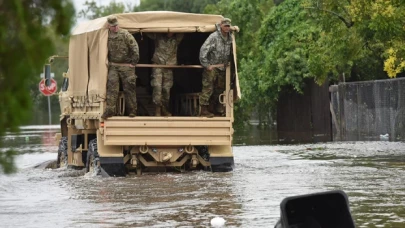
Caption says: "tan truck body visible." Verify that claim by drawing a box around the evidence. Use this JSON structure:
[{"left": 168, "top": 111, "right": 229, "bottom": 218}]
[{"left": 57, "top": 11, "right": 240, "bottom": 176}]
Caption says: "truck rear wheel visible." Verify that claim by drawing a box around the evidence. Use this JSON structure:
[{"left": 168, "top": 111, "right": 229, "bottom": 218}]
[
  {"left": 86, "top": 138, "right": 126, "bottom": 177},
  {"left": 56, "top": 137, "right": 68, "bottom": 168},
  {"left": 86, "top": 138, "right": 100, "bottom": 175}
]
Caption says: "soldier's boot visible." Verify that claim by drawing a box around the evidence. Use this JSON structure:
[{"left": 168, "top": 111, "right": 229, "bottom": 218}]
[
  {"left": 128, "top": 113, "right": 136, "bottom": 118},
  {"left": 161, "top": 106, "right": 172, "bottom": 117},
  {"left": 208, "top": 102, "right": 215, "bottom": 114},
  {"left": 200, "top": 105, "right": 214, "bottom": 118},
  {"left": 101, "top": 109, "right": 114, "bottom": 120},
  {"left": 155, "top": 106, "right": 161, "bottom": 116}
]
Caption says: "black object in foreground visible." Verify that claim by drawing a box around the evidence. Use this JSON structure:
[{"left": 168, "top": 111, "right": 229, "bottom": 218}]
[{"left": 275, "top": 190, "right": 355, "bottom": 228}]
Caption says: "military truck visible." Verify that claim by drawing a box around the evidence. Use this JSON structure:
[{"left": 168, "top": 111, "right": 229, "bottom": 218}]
[{"left": 54, "top": 11, "right": 241, "bottom": 176}]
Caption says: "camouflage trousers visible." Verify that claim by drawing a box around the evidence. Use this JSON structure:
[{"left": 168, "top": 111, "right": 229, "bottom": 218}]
[
  {"left": 151, "top": 68, "right": 173, "bottom": 107},
  {"left": 105, "top": 65, "right": 137, "bottom": 115},
  {"left": 199, "top": 68, "right": 225, "bottom": 111}
]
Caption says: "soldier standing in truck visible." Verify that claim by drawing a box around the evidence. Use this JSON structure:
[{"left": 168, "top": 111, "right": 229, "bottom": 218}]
[
  {"left": 146, "top": 33, "right": 184, "bottom": 116},
  {"left": 101, "top": 15, "right": 140, "bottom": 119},
  {"left": 199, "top": 18, "right": 233, "bottom": 117}
]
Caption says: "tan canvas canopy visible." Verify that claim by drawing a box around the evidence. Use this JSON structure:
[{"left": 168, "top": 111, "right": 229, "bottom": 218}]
[
  {"left": 68, "top": 11, "right": 241, "bottom": 100},
  {"left": 72, "top": 11, "right": 226, "bottom": 35}
]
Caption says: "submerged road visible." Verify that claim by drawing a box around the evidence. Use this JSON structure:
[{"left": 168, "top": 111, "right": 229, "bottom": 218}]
[{"left": 1, "top": 126, "right": 405, "bottom": 227}]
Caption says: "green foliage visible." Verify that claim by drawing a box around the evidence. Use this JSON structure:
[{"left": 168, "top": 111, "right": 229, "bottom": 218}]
[
  {"left": 304, "top": 0, "right": 405, "bottom": 78},
  {"left": 210, "top": 0, "right": 405, "bottom": 127},
  {"left": 78, "top": 0, "right": 129, "bottom": 19},
  {"left": 258, "top": 0, "right": 321, "bottom": 91},
  {"left": 133, "top": 0, "right": 167, "bottom": 11},
  {"left": 208, "top": 0, "right": 324, "bottom": 125},
  {"left": 0, "top": 0, "right": 74, "bottom": 174}
]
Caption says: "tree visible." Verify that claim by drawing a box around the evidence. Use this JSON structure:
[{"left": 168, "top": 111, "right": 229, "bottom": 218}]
[
  {"left": 206, "top": 0, "right": 405, "bottom": 128},
  {"left": 0, "top": 0, "right": 75, "bottom": 174},
  {"left": 304, "top": 0, "right": 405, "bottom": 79},
  {"left": 249, "top": 0, "right": 323, "bottom": 110}
]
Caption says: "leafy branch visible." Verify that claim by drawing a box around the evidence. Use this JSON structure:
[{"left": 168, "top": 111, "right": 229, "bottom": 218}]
[{"left": 305, "top": 6, "right": 354, "bottom": 28}]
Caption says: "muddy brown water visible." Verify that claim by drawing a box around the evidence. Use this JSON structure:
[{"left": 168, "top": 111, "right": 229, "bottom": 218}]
[{"left": 1, "top": 126, "right": 405, "bottom": 227}]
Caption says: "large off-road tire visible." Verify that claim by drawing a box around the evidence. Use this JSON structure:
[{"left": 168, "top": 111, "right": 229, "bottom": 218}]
[
  {"left": 56, "top": 137, "right": 68, "bottom": 168},
  {"left": 86, "top": 138, "right": 126, "bottom": 177},
  {"left": 86, "top": 138, "right": 100, "bottom": 175}
]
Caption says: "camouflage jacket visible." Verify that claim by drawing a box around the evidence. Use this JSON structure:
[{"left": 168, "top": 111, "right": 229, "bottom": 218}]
[
  {"left": 199, "top": 24, "right": 232, "bottom": 71},
  {"left": 108, "top": 29, "right": 139, "bottom": 65},
  {"left": 147, "top": 33, "right": 184, "bottom": 65}
]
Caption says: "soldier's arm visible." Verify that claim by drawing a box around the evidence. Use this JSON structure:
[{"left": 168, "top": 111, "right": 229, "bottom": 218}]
[
  {"left": 199, "top": 35, "right": 214, "bottom": 68},
  {"left": 126, "top": 32, "right": 139, "bottom": 64}
]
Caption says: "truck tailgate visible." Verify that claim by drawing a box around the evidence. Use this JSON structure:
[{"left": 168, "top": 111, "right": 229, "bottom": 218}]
[{"left": 103, "top": 117, "right": 233, "bottom": 146}]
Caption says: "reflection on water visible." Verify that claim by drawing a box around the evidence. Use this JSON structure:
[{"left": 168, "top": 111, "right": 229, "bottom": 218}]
[
  {"left": 1, "top": 125, "right": 60, "bottom": 153},
  {"left": 1, "top": 126, "right": 405, "bottom": 227},
  {"left": 233, "top": 126, "right": 277, "bottom": 145}
]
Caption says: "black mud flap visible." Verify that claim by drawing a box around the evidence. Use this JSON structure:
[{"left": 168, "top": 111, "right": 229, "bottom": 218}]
[
  {"left": 99, "top": 157, "right": 126, "bottom": 177},
  {"left": 210, "top": 157, "right": 234, "bottom": 172}
]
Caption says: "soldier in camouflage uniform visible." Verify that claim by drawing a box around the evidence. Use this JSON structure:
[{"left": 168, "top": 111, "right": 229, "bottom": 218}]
[
  {"left": 147, "top": 33, "right": 184, "bottom": 116},
  {"left": 101, "top": 15, "right": 139, "bottom": 119},
  {"left": 199, "top": 18, "right": 233, "bottom": 117}
]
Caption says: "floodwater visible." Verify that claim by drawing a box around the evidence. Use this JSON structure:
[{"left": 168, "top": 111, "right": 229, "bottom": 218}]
[{"left": 1, "top": 126, "right": 405, "bottom": 227}]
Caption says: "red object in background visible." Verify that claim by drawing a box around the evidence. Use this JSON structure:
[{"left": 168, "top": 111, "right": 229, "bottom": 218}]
[
  {"left": 39, "top": 78, "right": 57, "bottom": 96},
  {"left": 42, "top": 131, "right": 55, "bottom": 146}
]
